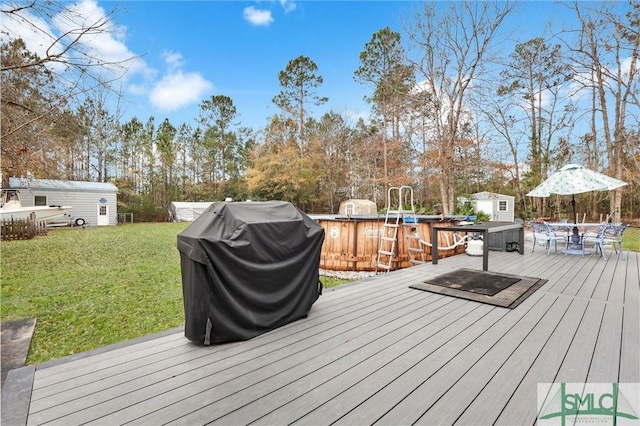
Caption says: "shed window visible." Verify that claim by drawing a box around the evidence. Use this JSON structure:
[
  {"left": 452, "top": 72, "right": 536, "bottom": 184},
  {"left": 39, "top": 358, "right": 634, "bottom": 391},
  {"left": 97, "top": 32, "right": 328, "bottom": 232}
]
[
  {"left": 499, "top": 200, "right": 508, "bottom": 211},
  {"left": 34, "top": 195, "right": 47, "bottom": 206},
  {"left": 99, "top": 205, "right": 107, "bottom": 216}
]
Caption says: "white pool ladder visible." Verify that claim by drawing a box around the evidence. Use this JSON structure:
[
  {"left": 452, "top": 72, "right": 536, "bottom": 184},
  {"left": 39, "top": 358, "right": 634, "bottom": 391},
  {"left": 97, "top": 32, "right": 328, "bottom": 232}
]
[{"left": 376, "top": 186, "right": 425, "bottom": 273}]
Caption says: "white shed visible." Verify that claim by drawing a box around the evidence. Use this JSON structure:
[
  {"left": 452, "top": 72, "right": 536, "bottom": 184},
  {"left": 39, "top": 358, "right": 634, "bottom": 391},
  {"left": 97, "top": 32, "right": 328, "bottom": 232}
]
[
  {"left": 471, "top": 192, "right": 515, "bottom": 222},
  {"left": 9, "top": 178, "right": 118, "bottom": 226},
  {"left": 338, "top": 199, "right": 377, "bottom": 215},
  {"left": 168, "top": 202, "right": 214, "bottom": 222}
]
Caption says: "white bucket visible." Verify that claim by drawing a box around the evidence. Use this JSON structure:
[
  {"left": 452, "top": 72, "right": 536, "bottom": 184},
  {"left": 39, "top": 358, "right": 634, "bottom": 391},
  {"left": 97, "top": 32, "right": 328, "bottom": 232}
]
[{"left": 466, "top": 239, "right": 483, "bottom": 256}]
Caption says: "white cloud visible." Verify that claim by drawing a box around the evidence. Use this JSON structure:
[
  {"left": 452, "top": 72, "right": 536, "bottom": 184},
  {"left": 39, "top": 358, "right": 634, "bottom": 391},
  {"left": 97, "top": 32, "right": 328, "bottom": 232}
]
[
  {"left": 243, "top": 6, "right": 273, "bottom": 26},
  {"left": 1, "top": 0, "right": 151, "bottom": 79},
  {"left": 56, "top": 0, "right": 148, "bottom": 76},
  {"left": 280, "top": 0, "right": 297, "bottom": 13},
  {"left": 162, "top": 51, "right": 185, "bottom": 70},
  {"left": 149, "top": 71, "right": 213, "bottom": 111},
  {"left": 3, "top": 0, "right": 214, "bottom": 115},
  {"left": 0, "top": 4, "right": 64, "bottom": 71}
]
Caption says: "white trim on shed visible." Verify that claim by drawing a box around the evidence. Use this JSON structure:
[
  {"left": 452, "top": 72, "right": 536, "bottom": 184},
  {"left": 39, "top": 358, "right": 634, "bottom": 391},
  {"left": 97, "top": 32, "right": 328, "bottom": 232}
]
[{"left": 8, "top": 178, "right": 118, "bottom": 226}]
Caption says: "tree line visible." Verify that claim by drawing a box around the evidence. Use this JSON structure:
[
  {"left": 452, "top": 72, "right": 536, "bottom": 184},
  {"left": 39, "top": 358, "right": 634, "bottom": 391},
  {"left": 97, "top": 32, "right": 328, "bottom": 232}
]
[{"left": 2, "top": 1, "right": 639, "bottom": 222}]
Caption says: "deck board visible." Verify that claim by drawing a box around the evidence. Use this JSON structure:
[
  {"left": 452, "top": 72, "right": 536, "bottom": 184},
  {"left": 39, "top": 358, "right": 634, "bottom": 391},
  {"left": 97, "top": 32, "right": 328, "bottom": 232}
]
[
  {"left": 382, "top": 294, "right": 568, "bottom": 425},
  {"left": 93, "top": 295, "right": 462, "bottom": 425},
  {"left": 493, "top": 297, "right": 591, "bottom": 425},
  {"left": 31, "top": 287, "right": 436, "bottom": 423},
  {"left": 620, "top": 251, "right": 640, "bottom": 383},
  {"left": 464, "top": 297, "right": 590, "bottom": 426},
  {"left": 334, "top": 292, "right": 552, "bottom": 425},
  {"left": 1, "top": 237, "right": 636, "bottom": 426},
  {"left": 254, "top": 304, "right": 502, "bottom": 425}
]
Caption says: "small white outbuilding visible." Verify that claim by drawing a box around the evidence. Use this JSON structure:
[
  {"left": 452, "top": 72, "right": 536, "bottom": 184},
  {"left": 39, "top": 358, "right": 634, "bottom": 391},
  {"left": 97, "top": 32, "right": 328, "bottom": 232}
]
[
  {"left": 471, "top": 192, "right": 515, "bottom": 222},
  {"left": 338, "top": 199, "right": 377, "bottom": 215},
  {"left": 8, "top": 177, "right": 118, "bottom": 226},
  {"left": 168, "top": 202, "right": 214, "bottom": 222}
]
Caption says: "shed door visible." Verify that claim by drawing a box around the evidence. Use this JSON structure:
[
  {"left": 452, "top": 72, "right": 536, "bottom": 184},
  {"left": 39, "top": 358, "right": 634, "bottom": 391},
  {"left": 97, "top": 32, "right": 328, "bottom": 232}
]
[
  {"left": 97, "top": 204, "right": 110, "bottom": 226},
  {"left": 476, "top": 200, "right": 494, "bottom": 216}
]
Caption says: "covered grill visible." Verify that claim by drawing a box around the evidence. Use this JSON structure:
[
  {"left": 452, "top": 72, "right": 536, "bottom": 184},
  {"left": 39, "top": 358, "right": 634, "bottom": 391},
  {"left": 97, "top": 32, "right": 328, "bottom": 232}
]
[{"left": 177, "top": 201, "right": 324, "bottom": 344}]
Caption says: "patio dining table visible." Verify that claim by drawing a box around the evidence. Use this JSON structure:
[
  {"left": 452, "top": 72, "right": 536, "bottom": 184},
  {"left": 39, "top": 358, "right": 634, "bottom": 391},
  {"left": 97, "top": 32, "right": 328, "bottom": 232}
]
[{"left": 546, "top": 222, "right": 605, "bottom": 255}]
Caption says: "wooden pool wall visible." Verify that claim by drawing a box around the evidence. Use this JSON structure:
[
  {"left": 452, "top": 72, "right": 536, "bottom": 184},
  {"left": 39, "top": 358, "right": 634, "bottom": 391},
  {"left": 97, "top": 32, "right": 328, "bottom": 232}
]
[{"left": 313, "top": 215, "right": 466, "bottom": 271}]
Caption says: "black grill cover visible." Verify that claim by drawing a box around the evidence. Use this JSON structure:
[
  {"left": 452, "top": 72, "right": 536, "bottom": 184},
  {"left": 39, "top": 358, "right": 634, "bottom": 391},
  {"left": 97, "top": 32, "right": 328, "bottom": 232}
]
[{"left": 176, "top": 201, "right": 325, "bottom": 344}]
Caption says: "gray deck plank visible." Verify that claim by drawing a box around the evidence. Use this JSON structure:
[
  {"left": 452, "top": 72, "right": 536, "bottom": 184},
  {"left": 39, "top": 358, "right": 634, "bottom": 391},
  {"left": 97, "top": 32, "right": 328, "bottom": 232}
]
[
  {"left": 31, "top": 341, "right": 205, "bottom": 400},
  {"left": 29, "top": 285, "right": 434, "bottom": 424},
  {"left": 608, "top": 254, "right": 629, "bottom": 303},
  {"left": 587, "top": 302, "right": 624, "bottom": 383},
  {"left": 620, "top": 251, "right": 639, "bottom": 383},
  {"left": 397, "top": 295, "right": 573, "bottom": 426},
  {"left": 289, "top": 305, "right": 510, "bottom": 425},
  {"left": 590, "top": 251, "right": 620, "bottom": 302},
  {"left": 32, "top": 331, "right": 187, "bottom": 384},
  {"left": 556, "top": 254, "right": 607, "bottom": 297},
  {"left": 457, "top": 297, "right": 590, "bottom": 425},
  {"left": 212, "top": 303, "right": 498, "bottom": 425},
  {"left": 334, "top": 291, "right": 554, "bottom": 425},
  {"left": 495, "top": 297, "right": 601, "bottom": 425},
  {"left": 33, "top": 276, "right": 450, "bottom": 424},
  {"left": 8, "top": 237, "right": 636, "bottom": 426},
  {"left": 29, "top": 275, "right": 412, "bottom": 408},
  {"left": 208, "top": 301, "right": 490, "bottom": 426},
  {"left": 574, "top": 257, "right": 611, "bottom": 299},
  {"left": 127, "top": 294, "right": 462, "bottom": 425}
]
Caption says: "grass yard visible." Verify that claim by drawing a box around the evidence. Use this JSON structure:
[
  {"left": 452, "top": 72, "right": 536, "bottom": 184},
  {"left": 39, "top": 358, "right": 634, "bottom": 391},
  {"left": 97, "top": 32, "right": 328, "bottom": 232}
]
[
  {"left": 1, "top": 223, "right": 350, "bottom": 364},
  {"left": 625, "top": 225, "right": 640, "bottom": 251}
]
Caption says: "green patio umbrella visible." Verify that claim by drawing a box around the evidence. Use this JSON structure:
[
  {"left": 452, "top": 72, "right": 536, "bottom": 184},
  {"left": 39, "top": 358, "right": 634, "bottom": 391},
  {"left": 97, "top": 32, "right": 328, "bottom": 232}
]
[
  {"left": 527, "top": 164, "right": 628, "bottom": 251},
  {"left": 527, "top": 163, "right": 628, "bottom": 223}
]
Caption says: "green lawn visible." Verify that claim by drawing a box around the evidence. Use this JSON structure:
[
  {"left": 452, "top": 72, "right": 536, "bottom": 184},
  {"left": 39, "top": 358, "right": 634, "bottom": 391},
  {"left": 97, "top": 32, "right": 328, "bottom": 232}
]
[
  {"left": 1, "top": 223, "right": 350, "bottom": 364},
  {"left": 624, "top": 225, "right": 640, "bottom": 251}
]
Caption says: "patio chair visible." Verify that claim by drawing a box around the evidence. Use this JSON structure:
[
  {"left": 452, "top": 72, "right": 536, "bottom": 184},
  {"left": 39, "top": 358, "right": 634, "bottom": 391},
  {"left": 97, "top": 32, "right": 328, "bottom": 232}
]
[
  {"left": 581, "top": 224, "right": 613, "bottom": 260},
  {"left": 586, "top": 223, "right": 627, "bottom": 260},
  {"left": 608, "top": 223, "right": 628, "bottom": 255},
  {"left": 531, "top": 222, "right": 567, "bottom": 254}
]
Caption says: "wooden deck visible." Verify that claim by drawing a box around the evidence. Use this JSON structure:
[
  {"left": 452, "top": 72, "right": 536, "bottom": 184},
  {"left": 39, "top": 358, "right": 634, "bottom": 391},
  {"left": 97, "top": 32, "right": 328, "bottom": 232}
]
[{"left": 2, "top": 238, "right": 639, "bottom": 425}]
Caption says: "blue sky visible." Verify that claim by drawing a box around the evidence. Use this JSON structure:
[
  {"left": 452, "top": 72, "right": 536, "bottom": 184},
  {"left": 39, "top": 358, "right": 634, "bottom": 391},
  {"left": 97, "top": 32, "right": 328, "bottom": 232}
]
[
  {"left": 4, "top": 1, "right": 614, "bottom": 132},
  {"left": 115, "top": 0, "right": 418, "bottom": 130}
]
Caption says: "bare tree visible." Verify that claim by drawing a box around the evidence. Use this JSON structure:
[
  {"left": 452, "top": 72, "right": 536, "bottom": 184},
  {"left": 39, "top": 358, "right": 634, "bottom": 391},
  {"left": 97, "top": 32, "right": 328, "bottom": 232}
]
[
  {"left": 562, "top": 1, "right": 639, "bottom": 222},
  {"left": 403, "top": 1, "right": 517, "bottom": 215},
  {"left": 1, "top": 1, "right": 137, "bottom": 182}
]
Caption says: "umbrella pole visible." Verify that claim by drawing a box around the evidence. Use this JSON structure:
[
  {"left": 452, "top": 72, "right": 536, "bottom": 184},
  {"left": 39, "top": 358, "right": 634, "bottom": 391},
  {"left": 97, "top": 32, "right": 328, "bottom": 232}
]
[{"left": 570, "top": 195, "right": 581, "bottom": 248}]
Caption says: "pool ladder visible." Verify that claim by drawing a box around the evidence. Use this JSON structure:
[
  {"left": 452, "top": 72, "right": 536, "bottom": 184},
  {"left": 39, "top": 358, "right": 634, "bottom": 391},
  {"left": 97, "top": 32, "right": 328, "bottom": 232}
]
[{"left": 376, "top": 186, "right": 425, "bottom": 273}]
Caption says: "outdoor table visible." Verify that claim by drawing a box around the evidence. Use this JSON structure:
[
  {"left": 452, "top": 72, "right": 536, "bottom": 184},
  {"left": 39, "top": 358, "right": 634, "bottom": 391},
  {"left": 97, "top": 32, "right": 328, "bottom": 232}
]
[
  {"left": 546, "top": 222, "right": 605, "bottom": 255},
  {"left": 431, "top": 222, "right": 524, "bottom": 271}
]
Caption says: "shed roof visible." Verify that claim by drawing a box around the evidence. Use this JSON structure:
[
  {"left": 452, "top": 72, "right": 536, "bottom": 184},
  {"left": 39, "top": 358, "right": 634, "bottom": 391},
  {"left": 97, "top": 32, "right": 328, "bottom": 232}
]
[
  {"left": 8, "top": 178, "right": 118, "bottom": 193},
  {"left": 472, "top": 191, "right": 514, "bottom": 200}
]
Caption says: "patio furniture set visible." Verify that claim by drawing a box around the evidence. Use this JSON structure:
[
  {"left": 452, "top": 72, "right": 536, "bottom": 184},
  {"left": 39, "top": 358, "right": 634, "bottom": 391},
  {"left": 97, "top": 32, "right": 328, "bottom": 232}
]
[{"left": 530, "top": 221, "right": 628, "bottom": 260}]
